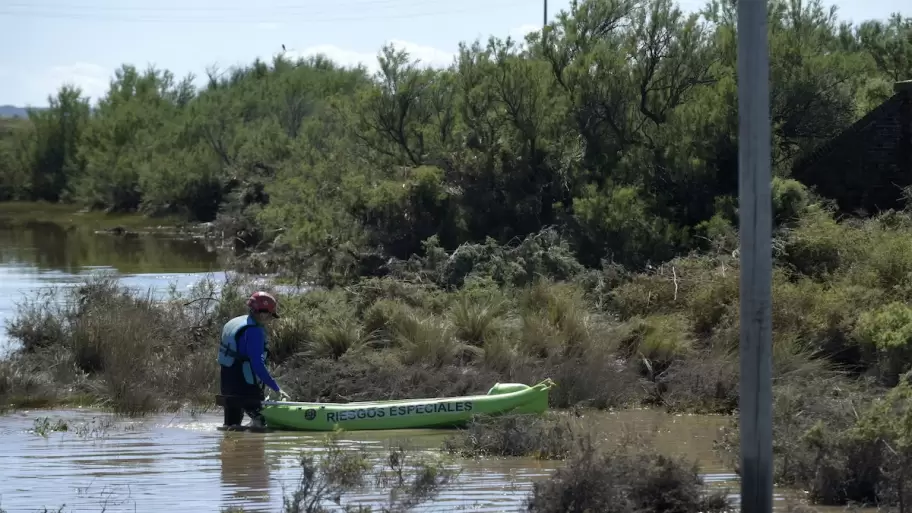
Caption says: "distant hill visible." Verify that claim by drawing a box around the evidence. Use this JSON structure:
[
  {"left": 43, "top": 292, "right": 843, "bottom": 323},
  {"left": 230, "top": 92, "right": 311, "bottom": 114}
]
[{"left": 0, "top": 105, "right": 30, "bottom": 118}]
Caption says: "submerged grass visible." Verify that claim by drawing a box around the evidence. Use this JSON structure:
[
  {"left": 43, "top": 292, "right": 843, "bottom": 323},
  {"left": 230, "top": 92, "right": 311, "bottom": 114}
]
[
  {"left": 217, "top": 421, "right": 729, "bottom": 513},
  {"left": 442, "top": 413, "right": 576, "bottom": 460},
  {"left": 442, "top": 414, "right": 732, "bottom": 513},
  {"left": 0, "top": 271, "right": 672, "bottom": 413},
  {"left": 217, "top": 430, "right": 459, "bottom": 513},
  {"left": 525, "top": 430, "right": 730, "bottom": 513},
  {"left": 9, "top": 410, "right": 732, "bottom": 513}
]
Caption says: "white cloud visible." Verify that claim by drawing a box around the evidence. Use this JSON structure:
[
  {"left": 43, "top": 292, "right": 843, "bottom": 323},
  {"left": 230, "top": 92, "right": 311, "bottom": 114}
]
[
  {"left": 387, "top": 39, "right": 456, "bottom": 68},
  {"left": 285, "top": 39, "right": 456, "bottom": 74},
  {"left": 34, "top": 62, "right": 111, "bottom": 105},
  {"left": 509, "top": 23, "right": 542, "bottom": 41},
  {"left": 285, "top": 44, "right": 376, "bottom": 70}
]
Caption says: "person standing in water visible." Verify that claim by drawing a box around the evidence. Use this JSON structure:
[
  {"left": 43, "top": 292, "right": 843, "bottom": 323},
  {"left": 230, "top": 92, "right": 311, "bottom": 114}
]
[{"left": 217, "top": 291, "right": 290, "bottom": 429}]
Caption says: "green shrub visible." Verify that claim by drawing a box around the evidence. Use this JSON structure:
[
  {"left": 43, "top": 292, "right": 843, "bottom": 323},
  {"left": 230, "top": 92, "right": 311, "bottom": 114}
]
[{"left": 854, "top": 301, "right": 912, "bottom": 384}]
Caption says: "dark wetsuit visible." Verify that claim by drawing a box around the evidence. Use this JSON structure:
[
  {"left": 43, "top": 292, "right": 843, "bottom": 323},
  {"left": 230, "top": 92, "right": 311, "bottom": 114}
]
[{"left": 219, "top": 317, "right": 279, "bottom": 426}]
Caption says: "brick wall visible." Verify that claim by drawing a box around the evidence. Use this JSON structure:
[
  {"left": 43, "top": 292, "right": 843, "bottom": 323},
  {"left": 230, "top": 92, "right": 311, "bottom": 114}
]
[{"left": 792, "top": 81, "right": 912, "bottom": 215}]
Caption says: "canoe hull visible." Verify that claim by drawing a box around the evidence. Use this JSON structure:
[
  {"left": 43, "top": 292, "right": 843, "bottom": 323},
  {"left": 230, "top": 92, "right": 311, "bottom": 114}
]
[{"left": 260, "top": 379, "right": 554, "bottom": 431}]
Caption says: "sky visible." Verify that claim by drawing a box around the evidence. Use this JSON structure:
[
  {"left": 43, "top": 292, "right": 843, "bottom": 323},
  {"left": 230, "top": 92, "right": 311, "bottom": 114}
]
[{"left": 0, "top": 0, "right": 908, "bottom": 107}]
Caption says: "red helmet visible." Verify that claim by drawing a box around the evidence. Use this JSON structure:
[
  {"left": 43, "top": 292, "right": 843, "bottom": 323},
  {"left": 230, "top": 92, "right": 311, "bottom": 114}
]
[{"left": 247, "top": 291, "right": 279, "bottom": 318}]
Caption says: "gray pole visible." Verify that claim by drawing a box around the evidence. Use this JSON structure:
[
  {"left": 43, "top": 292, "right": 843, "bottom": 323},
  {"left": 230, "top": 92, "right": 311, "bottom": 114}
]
[
  {"left": 737, "top": 0, "right": 773, "bottom": 510},
  {"left": 541, "top": 0, "right": 548, "bottom": 46}
]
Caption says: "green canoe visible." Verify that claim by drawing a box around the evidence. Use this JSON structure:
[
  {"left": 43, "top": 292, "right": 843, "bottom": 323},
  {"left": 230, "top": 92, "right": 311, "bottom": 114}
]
[{"left": 260, "top": 379, "right": 555, "bottom": 431}]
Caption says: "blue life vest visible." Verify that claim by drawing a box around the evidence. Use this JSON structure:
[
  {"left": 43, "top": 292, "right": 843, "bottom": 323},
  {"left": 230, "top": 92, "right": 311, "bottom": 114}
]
[
  {"left": 218, "top": 314, "right": 269, "bottom": 386},
  {"left": 218, "top": 314, "right": 258, "bottom": 367}
]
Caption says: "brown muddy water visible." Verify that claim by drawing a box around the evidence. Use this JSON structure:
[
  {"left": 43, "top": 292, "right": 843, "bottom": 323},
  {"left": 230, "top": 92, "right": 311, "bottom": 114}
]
[
  {"left": 0, "top": 213, "right": 840, "bottom": 512},
  {"left": 0, "top": 408, "right": 831, "bottom": 512}
]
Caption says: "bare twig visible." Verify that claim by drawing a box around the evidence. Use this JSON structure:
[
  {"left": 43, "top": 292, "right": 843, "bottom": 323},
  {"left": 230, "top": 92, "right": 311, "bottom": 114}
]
[
  {"left": 183, "top": 297, "right": 217, "bottom": 306},
  {"left": 672, "top": 266, "right": 679, "bottom": 301}
]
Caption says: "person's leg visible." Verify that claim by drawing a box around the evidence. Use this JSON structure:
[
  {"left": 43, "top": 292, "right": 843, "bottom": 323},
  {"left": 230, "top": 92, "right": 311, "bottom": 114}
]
[
  {"left": 243, "top": 405, "right": 266, "bottom": 428},
  {"left": 224, "top": 405, "right": 244, "bottom": 426},
  {"left": 221, "top": 364, "right": 247, "bottom": 427},
  {"left": 241, "top": 380, "right": 266, "bottom": 428}
]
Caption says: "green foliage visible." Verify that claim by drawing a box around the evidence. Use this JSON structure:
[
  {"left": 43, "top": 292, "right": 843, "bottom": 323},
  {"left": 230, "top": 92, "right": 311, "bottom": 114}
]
[
  {"left": 854, "top": 302, "right": 912, "bottom": 383},
  {"left": 2, "top": 0, "right": 909, "bottom": 282},
  {"left": 394, "top": 228, "right": 586, "bottom": 289},
  {"left": 858, "top": 13, "right": 912, "bottom": 81},
  {"left": 718, "top": 376, "right": 912, "bottom": 509},
  {"left": 0, "top": 87, "right": 90, "bottom": 202},
  {"left": 617, "top": 314, "right": 694, "bottom": 377}
]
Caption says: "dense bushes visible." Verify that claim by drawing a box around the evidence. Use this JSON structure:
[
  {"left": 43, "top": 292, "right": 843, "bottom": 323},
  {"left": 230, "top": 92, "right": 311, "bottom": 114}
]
[
  {"left": 715, "top": 374, "right": 912, "bottom": 508},
  {"left": 1, "top": 276, "right": 232, "bottom": 413},
  {"left": 2, "top": 0, "right": 911, "bottom": 281},
  {"left": 7, "top": 202, "right": 912, "bottom": 416}
]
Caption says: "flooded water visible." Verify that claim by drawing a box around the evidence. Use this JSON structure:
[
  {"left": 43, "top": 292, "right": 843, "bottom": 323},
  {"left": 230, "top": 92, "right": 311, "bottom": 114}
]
[
  {"left": 0, "top": 217, "right": 223, "bottom": 354},
  {"left": 0, "top": 213, "right": 840, "bottom": 512},
  {"left": 0, "top": 408, "right": 745, "bottom": 512}
]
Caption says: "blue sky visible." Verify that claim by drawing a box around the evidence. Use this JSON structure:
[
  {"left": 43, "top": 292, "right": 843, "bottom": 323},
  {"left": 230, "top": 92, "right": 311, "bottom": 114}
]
[{"left": 0, "top": 0, "right": 907, "bottom": 107}]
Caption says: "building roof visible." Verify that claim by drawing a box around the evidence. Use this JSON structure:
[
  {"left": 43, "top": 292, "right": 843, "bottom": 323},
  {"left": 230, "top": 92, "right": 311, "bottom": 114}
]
[{"left": 792, "top": 80, "right": 911, "bottom": 175}]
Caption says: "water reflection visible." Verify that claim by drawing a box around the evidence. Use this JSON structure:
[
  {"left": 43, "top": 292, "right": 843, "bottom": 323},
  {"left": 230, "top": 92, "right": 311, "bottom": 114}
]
[
  {"left": 220, "top": 433, "right": 272, "bottom": 509},
  {"left": 0, "top": 217, "right": 224, "bottom": 353},
  {"left": 0, "top": 409, "right": 848, "bottom": 511},
  {"left": 0, "top": 218, "right": 220, "bottom": 274}
]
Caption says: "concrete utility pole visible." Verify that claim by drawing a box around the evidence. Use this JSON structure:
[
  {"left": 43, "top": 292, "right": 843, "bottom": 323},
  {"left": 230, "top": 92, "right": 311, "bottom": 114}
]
[
  {"left": 542, "top": 0, "right": 548, "bottom": 45},
  {"left": 737, "top": 0, "right": 774, "bottom": 510}
]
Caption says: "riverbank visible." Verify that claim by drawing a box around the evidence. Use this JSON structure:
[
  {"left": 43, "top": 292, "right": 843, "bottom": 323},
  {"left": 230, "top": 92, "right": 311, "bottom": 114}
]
[
  {"left": 0, "top": 204, "right": 839, "bottom": 417},
  {"left": 7, "top": 208, "right": 912, "bottom": 509},
  {"left": 0, "top": 269, "right": 738, "bottom": 415},
  {"left": 0, "top": 278, "right": 895, "bottom": 512}
]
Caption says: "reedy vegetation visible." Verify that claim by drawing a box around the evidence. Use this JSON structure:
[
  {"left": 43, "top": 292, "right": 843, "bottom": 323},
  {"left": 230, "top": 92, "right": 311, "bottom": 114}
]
[{"left": 4, "top": 0, "right": 912, "bottom": 509}]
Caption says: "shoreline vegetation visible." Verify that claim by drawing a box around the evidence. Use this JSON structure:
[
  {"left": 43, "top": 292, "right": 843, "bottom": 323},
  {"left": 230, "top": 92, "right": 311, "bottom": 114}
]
[
  {"left": 3, "top": 0, "right": 912, "bottom": 509},
  {"left": 6, "top": 214, "right": 912, "bottom": 509}
]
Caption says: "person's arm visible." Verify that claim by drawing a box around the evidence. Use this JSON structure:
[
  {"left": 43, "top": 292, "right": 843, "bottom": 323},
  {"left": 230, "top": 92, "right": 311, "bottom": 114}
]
[{"left": 240, "top": 326, "right": 280, "bottom": 392}]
